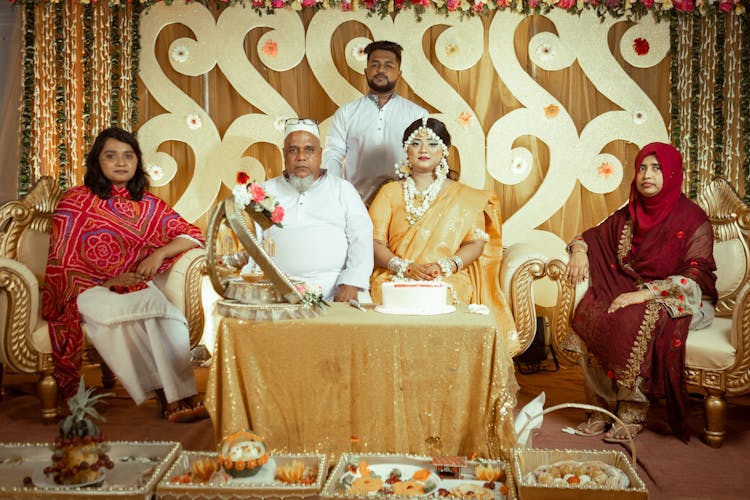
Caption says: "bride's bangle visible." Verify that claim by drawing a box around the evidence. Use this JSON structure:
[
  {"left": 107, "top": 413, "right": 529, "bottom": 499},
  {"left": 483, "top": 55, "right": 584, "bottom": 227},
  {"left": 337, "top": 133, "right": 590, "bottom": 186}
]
[
  {"left": 387, "top": 256, "right": 411, "bottom": 278},
  {"left": 437, "top": 257, "right": 454, "bottom": 277}
]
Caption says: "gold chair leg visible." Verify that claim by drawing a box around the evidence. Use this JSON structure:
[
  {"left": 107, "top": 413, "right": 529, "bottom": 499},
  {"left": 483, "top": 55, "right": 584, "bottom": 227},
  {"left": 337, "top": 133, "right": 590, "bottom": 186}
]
[
  {"left": 100, "top": 362, "right": 117, "bottom": 389},
  {"left": 38, "top": 368, "right": 59, "bottom": 424},
  {"left": 702, "top": 389, "right": 726, "bottom": 448}
]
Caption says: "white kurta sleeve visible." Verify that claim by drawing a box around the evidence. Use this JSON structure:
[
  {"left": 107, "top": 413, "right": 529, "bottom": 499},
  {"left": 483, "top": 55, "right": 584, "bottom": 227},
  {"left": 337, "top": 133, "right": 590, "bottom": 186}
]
[
  {"left": 322, "top": 108, "right": 347, "bottom": 177},
  {"left": 337, "top": 181, "right": 374, "bottom": 290},
  {"left": 643, "top": 275, "right": 703, "bottom": 318}
]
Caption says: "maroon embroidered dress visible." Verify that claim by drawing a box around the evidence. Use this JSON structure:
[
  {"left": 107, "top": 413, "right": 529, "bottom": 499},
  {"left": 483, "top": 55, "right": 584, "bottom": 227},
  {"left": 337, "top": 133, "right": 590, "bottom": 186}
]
[
  {"left": 42, "top": 185, "right": 204, "bottom": 399},
  {"left": 571, "top": 143, "right": 717, "bottom": 440}
]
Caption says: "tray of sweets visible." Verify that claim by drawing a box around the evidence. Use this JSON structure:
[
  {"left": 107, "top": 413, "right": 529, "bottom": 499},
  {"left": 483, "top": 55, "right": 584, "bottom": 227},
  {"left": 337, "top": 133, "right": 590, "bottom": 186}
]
[
  {"left": 156, "top": 451, "right": 327, "bottom": 500},
  {"left": 321, "top": 453, "right": 516, "bottom": 499}
]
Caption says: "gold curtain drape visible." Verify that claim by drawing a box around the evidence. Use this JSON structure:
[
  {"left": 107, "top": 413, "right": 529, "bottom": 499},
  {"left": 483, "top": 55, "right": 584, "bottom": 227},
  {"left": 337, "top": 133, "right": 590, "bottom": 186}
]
[
  {"left": 18, "top": 5, "right": 749, "bottom": 241},
  {"left": 19, "top": 1, "right": 140, "bottom": 194}
]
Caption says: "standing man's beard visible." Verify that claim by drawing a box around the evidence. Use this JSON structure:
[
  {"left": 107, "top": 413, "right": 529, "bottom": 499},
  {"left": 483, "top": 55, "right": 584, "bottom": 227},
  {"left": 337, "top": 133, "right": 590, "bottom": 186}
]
[
  {"left": 287, "top": 173, "right": 316, "bottom": 193},
  {"left": 367, "top": 75, "right": 396, "bottom": 93}
]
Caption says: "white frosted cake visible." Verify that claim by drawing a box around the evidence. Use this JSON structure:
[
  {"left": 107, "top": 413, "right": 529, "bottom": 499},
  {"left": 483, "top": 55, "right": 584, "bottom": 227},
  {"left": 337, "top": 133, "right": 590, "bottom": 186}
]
[{"left": 376, "top": 281, "right": 455, "bottom": 315}]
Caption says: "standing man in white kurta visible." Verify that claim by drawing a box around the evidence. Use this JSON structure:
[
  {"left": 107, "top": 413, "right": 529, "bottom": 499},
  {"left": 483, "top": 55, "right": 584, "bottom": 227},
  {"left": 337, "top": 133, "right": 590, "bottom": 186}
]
[
  {"left": 323, "top": 40, "right": 427, "bottom": 205},
  {"left": 263, "top": 119, "right": 373, "bottom": 303}
]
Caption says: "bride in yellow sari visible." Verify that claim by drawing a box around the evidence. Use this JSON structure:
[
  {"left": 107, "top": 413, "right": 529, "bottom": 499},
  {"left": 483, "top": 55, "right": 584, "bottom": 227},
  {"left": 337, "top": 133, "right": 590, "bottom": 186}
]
[{"left": 368, "top": 117, "right": 516, "bottom": 346}]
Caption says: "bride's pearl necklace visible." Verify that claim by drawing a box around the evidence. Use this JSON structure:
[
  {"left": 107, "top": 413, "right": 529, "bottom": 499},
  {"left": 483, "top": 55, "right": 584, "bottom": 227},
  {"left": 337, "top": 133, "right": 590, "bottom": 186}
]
[{"left": 403, "top": 174, "right": 445, "bottom": 225}]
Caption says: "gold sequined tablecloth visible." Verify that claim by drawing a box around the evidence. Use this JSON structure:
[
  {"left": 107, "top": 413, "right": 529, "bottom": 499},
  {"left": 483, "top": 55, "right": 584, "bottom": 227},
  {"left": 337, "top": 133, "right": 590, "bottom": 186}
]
[{"left": 205, "top": 303, "right": 518, "bottom": 459}]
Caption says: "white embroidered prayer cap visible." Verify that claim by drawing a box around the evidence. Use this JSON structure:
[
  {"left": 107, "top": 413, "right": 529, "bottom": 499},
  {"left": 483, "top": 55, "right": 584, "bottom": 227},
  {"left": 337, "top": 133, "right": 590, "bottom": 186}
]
[{"left": 284, "top": 118, "right": 320, "bottom": 139}]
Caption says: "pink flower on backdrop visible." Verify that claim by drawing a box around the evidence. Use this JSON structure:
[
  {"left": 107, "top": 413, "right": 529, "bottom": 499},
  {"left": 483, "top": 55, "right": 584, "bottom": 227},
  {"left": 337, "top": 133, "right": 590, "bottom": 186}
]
[
  {"left": 557, "top": 0, "right": 576, "bottom": 9},
  {"left": 597, "top": 162, "right": 614, "bottom": 180},
  {"left": 411, "top": 0, "right": 430, "bottom": 6},
  {"left": 497, "top": 0, "right": 510, "bottom": 7},
  {"left": 271, "top": 205, "right": 285, "bottom": 224},
  {"left": 446, "top": 0, "right": 460, "bottom": 10},
  {"left": 253, "top": 0, "right": 264, "bottom": 6},
  {"left": 237, "top": 172, "right": 250, "bottom": 185},
  {"left": 642, "top": 0, "right": 654, "bottom": 7},
  {"left": 472, "top": 3, "right": 484, "bottom": 13},
  {"left": 301, "top": 0, "right": 316, "bottom": 6},
  {"left": 249, "top": 183, "right": 266, "bottom": 203},
  {"left": 262, "top": 40, "right": 278, "bottom": 58},
  {"left": 528, "top": 0, "right": 540, "bottom": 7},
  {"left": 365, "top": 0, "right": 377, "bottom": 8},
  {"left": 271, "top": 0, "right": 285, "bottom": 8},
  {"left": 342, "top": 0, "right": 352, "bottom": 10}
]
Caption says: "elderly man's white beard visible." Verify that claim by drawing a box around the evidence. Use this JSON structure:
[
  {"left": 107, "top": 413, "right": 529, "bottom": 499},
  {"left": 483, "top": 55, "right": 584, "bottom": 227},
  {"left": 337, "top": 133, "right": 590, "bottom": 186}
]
[{"left": 287, "top": 173, "right": 316, "bottom": 193}]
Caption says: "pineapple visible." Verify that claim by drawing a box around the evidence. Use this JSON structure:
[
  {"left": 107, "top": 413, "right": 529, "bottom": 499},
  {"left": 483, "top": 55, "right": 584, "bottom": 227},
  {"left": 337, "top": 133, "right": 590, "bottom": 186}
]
[{"left": 44, "top": 377, "right": 115, "bottom": 485}]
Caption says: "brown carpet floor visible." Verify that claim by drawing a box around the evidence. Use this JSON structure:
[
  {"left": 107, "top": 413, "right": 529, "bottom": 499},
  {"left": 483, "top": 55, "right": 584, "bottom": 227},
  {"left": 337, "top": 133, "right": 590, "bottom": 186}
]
[{"left": 1, "top": 363, "right": 749, "bottom": 499}]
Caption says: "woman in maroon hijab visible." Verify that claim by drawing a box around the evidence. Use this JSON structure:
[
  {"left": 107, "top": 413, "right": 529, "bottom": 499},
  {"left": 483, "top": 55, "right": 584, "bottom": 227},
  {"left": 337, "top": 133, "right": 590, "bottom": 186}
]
[{"left": 564, "top": 143, "right": 717, "bottom": 442}]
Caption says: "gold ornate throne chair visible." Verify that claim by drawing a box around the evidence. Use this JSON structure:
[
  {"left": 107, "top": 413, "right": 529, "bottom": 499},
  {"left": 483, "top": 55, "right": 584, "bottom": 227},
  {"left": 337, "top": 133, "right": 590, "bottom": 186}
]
[
  {"left": 546, "top": 177, "right": 750, "bottom": 447},
  {"left": 0, "top": 176, "right": 206, "bottom": 422},
  {"left": 500, "top": 243, "right": 548, "bottom": 356}
]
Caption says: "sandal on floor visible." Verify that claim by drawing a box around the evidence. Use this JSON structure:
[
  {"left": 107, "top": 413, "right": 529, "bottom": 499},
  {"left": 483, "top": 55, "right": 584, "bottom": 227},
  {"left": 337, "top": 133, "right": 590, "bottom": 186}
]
[
  {"left": 575, "top": 417, "right": 610, "bottom": 437},
  {"left": 164, "top": 402, "right": 197, "bottom": 423},
  {"left": 190, "top": 400, "right": 209, "bottom": 421},
  {"left": 603, "top": 423, "right": 643, "bottom": 443}
]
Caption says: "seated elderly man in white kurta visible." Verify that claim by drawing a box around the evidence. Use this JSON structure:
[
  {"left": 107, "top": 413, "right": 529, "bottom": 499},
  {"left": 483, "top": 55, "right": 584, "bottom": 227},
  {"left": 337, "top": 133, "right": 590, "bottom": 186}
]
[{"left": 262, "top": 119, "right": 374, "bottom": 303}]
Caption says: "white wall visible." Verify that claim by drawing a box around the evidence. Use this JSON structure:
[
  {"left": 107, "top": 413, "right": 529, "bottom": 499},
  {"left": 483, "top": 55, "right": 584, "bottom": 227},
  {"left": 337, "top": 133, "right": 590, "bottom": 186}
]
[{"left": 0, "top": 3, "right": 20, "bottom": 204}]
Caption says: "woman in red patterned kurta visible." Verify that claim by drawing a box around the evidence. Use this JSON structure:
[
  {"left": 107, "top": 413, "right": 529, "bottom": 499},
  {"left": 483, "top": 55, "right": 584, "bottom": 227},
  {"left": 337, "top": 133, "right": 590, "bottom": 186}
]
[
  {"left": 42, "top": 127, "right": 207, "bottom": 423},
  {"left": 564, "top": 143, "right": 717, "bottom": 442}
]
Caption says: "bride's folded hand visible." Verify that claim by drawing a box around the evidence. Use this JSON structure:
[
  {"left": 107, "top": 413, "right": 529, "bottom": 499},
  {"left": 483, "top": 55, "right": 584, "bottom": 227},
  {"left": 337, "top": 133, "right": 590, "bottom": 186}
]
[{"left": 406, "top": 262, "right": 439, "bottom": 281}]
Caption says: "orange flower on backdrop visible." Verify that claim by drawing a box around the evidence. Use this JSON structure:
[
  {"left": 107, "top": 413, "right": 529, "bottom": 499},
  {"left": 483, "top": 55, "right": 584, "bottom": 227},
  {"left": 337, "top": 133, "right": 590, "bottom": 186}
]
[
  {"left": 597, "top": 161, "right": 614, "bottom": 179},
  {"left": 262, "top": 39, "right": 278, "bottom": 58}
]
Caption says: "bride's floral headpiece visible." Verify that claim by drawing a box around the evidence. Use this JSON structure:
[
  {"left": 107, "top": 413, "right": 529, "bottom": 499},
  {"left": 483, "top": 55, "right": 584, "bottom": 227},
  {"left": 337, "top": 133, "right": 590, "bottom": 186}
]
[
  {"left": 395, "top": 116, "right": 450, "bottom": 180},
  {"left": 232, "top": 172, "right": 285, "bottom": 227}
]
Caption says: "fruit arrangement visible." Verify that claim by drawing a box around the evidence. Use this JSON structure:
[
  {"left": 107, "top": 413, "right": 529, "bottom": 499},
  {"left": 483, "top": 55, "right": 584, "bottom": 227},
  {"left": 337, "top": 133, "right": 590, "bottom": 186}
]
[
  {"left": 217, "top": 430, "right": 269, "bottom": 478},
  {"left": 43, "top": 378, "right": 114, "bottom": 485}
]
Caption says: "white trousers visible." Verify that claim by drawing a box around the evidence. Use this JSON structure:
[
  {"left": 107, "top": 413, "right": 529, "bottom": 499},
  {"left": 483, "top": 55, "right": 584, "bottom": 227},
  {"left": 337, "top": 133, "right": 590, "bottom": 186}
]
[{"left": 77, "top": 283, "right": 197, "bottom": 405}]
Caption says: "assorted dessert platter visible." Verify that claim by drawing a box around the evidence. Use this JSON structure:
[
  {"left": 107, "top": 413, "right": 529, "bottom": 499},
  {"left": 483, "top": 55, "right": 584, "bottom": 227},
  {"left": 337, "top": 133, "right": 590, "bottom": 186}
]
[
  {"left": 376, "top": 281, "right": 456, "bottom": 315},
  {"left": 523, "top": 459, "right": 629, "bottom": 489},
  {"left": 511, "top": 449, "right": 647, "bottom": 499},
  {"left": 323, "top": 454, "right": 512, "bottom": 499},
  {"left": 156, "top": 430, "right": 327, "bottom": 497}
]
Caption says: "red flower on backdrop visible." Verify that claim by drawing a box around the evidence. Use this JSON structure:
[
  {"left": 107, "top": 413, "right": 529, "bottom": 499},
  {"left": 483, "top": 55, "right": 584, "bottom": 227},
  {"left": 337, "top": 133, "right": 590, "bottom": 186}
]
[
  {"left": 411, "top": 0, "right": 430, "bottom": 6},
  {"left": 301, "top": 0, "right": 316, "bottom": 6},
  {"left": 642, "top": 0, "right": 655, "bottom": 7},
  {"left": 633, "top": 37, "right": 650, "bottom": 56},
  {"left": 395, "top": 0, "right": 405, "bottom": 9},
  {"left": 557, "top": 0, "right": 576, "bottom": 10},
  {"left": 365, "top": 0, "right": 377, "bottom": 8},
  {"left": 718, "top": 0, "right": 733, "bottom": 12},
  {"left": 673, "top": 0, "right": 695, "bottom": 12},
  {"left": 271, "top": 0, "right": 285, "bottom": 8},
  {"left": 497, "top": 0, "right": 510, "bottom": 7},
  {"left": 237, "top": 172, "right": 250, "bottom": 185},
  {"left": 342, "top": 1, "right": 352, "bottom": 11},
  {"left": 528, "top": 0, "right": 540, "bottom": 7},
  {"left": 446, "top": 0, "right": 460, "bottom": 10}
]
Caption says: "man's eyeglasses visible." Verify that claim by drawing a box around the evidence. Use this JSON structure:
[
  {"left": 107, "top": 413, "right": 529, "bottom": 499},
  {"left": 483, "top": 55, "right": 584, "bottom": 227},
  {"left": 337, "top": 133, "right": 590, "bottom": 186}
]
[{"left": 285, "top": 118, "right": 318, "bottom": 127}]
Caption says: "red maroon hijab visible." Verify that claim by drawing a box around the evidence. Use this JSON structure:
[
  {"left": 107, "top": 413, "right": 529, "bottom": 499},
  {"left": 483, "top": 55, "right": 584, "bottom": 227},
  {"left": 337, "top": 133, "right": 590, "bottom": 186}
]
[{"left": 628, "top": 143, "right": 683, "bottom": 253}]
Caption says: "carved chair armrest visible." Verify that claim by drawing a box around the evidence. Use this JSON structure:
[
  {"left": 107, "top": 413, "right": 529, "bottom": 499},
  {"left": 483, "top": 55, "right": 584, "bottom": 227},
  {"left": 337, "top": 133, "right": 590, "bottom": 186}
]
[
  {"left": 500, "top": 243, "right": 548, "bottom": 355},
  {"left": 546, "top": 258, "right": 590, "bottom": 365},
  {"left": 152, "top": 248, "right": 206, "bottom": 348},
  {"left": 0, "top": 257, "right": 41, "bottom": 373},
  {"left": 726, "top": 279, "right": 750, "bottom": 396}
]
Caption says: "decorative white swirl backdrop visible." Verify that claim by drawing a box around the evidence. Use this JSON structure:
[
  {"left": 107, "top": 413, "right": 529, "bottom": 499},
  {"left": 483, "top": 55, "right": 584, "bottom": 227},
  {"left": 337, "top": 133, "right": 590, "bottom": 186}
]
[{"left": 137, "top": 2, "right": 670, "bottom": 304}]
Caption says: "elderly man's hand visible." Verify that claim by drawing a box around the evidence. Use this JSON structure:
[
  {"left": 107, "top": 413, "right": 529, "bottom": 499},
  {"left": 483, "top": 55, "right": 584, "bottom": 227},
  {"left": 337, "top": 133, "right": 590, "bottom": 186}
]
[{"left": 334, "top": 284, "right": 359, "bottom": 303}]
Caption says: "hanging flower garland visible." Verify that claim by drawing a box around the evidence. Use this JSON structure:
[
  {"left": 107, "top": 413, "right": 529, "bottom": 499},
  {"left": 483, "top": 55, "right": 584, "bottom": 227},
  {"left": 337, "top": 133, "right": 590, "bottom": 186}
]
[{"left": 6, "top": 1, "right": 748, "bottom": 19}]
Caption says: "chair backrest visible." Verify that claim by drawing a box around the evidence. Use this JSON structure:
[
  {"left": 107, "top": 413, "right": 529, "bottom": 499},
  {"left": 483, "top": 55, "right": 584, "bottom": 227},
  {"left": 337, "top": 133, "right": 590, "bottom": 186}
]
[
  {"left": 0, "top": 177, "right": 64, "bottom": 286},
  {"left": 696, "top": 178, "right": 750, "bottom": 317}
]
